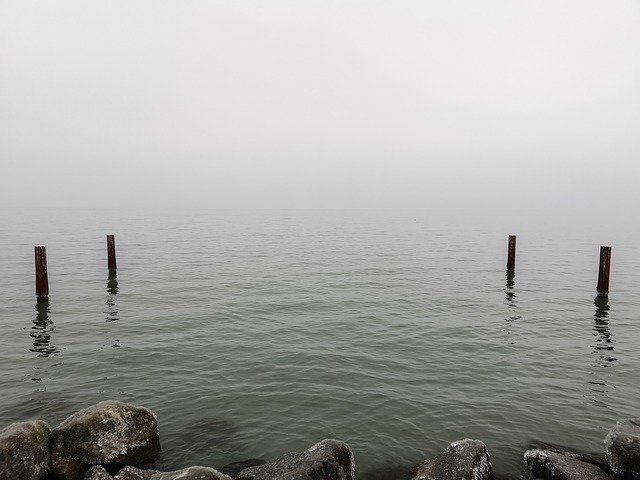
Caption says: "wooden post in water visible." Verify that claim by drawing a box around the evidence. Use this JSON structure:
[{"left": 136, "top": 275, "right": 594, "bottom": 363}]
[
  {"left": 507, "top": 235, "right": 516, "bottom": 272},
  {"left": 107, "top": 235, "right": 117, "bottom": 273},
  {"left": 597, "top": 246, "right": 612, "bottom": 298},
  {"left": 34, "top": 246, "right": 49, "bottom": 302}
]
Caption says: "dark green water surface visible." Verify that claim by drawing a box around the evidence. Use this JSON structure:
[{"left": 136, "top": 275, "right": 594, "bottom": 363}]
[{"left": 1, "top": 209, "right": 639, "bottom": 479}]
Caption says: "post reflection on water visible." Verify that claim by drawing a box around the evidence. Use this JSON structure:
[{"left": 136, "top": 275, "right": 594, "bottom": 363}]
[
  {"left": 105, "top": 272, "right": 120, "bottom": 322},
  {"left": 30, "top": 301, "right": 60, "bottom": 357},
  {"left": 587, "top": 296, "right": 617, "bottom": 408},
  {"left": 504, "top": 270, "right": 521, "bottom": 322},
  {"left": 593, "top": 296, "right": 616, "bottom": 363}
]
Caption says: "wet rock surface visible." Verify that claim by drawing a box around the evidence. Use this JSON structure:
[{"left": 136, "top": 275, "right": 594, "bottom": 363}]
[
  {"left": 0, "top": 419, "right": 51, "bottom": 480},
  {"left": 411, "top": 439, "right": 493, "bottom": 480},
  {"left": 524, "top": 449, "right": 613, "bottom": 480},
  {"left": 6, "top": 402, "right": 640, "bottom": 480},
  {"left": 85, "top": 465, "right": 115, "bottom": 480},
  {"left": 50, "top": 400, "right": 161, "bottom": 480},
  {"left": 605, "top": 419, "right": 640, "bottom": 480},
  {"left": 236, "top": 439, "right": 355, "bottom": 480},
  {"left": 112, "top": 466, "right": 231, "bottom": 480},
  {"left": 527, "top": 441, "right": 607, "bottom": 471},
  {"left": 150, "top": 466, "right": 232, "bottom": 480},
  {"left": 113, "top": 466, "right": 157, "bottom": 480}
]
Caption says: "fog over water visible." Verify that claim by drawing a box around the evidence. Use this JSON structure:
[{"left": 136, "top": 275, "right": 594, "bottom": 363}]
[
  {"left": 1, "top": 3, "right": 640, "bottom": 478},
  {"left": 1, "top": 0, "right": 639, "bottom": 211}
]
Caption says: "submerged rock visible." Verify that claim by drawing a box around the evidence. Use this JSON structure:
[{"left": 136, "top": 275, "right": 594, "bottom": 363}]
[
  {"left": 0, "top": 420, "right": 51, "bottom": 480},
  {"left": 605, "top": 419, "right": 640, "bottom": 480},
  {"left": 114, "top": 466, "right": 231, "bottom": 480},
  {"left": 236, "top": 439, "right": 354, "bottom": 480},
  {"left": 524, "top": 449, "right": 613, "bottom": 480},
  {"left": 50, "top": 401, "right": 161, "bottom": 480},
  {"left": 411, "top": 439, "right": 493, "bottom": 480}
]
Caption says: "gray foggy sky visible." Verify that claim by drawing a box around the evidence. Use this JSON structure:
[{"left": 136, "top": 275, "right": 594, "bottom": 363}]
[{"left": 1, "top": 0, "right": 639, "bottom": 210}]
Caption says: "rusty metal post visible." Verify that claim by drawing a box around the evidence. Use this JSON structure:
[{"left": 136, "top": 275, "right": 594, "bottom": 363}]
[
  {"left": 34, "top": 246, "right": 49, "bottom": 302},
  {"left": 507, "top": 235, "right": 516, "bottom": 272},
  {"left": 597, "top": 246, "right": 612, "bottom": 297},
  {"left": 107, "top": 235, "right": 117, "bottom": 273}
]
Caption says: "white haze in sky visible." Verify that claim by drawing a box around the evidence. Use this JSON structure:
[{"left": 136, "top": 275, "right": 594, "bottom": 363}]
[{"left": 1, "top": 1, "right": 639, "bottom": 210}]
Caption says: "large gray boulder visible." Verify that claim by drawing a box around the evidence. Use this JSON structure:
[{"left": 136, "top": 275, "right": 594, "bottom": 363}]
[
  {"left": 236, "top": 439, "right": 355, "bottom": 480},
  {"left": 411, "top": 439, "right": 493, "bottom": 480},
  {"left": 50, "top": 401, "right": 161, "bottom": 480},
  {"left": 524, "top": 449, "right": 613, "bottom": 480},
  {"left": 605, "top": 419, "right": 640, "bottom": 480},
  {"left": 0, "top": 420, "right": 51, "bottom": 480},
  {"left": 114, "top": 466, "right": 231, "bottom": 480}
]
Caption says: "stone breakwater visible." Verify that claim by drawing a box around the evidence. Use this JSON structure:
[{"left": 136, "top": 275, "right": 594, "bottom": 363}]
[{"left": 2, "top": 401, "right": 640, "bottom": 480}]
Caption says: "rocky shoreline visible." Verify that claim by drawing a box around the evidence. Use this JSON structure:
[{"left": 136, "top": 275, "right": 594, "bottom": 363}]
[{"left": 1, "top": 401, "right": 639, "bottom": 480}]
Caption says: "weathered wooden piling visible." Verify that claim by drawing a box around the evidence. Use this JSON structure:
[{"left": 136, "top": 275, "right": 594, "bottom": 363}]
[
  {"left": 507, "top": 235, "right": 516, "bottom": 271},
  {"left": 34, "top": 246, "right": 49, "bottom": 302},
  {"left": 107, "top": 235, "right": 117, "bottom": 273},
  {"left": 597, "top": 246, "right": 612, "bottom": 297}
]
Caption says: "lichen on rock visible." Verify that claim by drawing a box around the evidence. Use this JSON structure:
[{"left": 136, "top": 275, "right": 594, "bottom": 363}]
[
  {"left": 0, "top": 419, "right": 51, "bottom": 480},
  {"left": 50, "top": 400, "right": 161, "bottom": 480}
]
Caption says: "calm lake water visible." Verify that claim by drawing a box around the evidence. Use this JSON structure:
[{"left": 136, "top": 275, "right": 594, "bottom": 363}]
[{"left": 1, "top": 208, "right": 639, "bottom": 479}]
